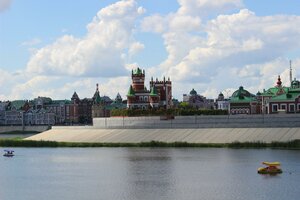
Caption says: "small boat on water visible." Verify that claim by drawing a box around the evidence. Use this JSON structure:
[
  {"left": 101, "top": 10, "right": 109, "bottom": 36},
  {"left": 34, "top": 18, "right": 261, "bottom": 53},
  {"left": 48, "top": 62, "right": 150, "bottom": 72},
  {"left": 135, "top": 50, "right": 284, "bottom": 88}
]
[
  {"left": 3, "top": 150, "right": 14, "bottom": 157},
  {"left": 258, "top": 162, "right": 282, "bottom": 174}
]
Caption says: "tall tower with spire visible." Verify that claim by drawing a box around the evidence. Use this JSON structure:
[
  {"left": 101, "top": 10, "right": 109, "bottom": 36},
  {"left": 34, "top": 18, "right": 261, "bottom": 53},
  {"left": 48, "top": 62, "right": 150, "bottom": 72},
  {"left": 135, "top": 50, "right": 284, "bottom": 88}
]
[
  {"left": 92, "top": 83, "right": 109, "bottom": 118},
  {"left": 290, "top": 60, "right": 293, "bottom": 86},
  {"left": 126, "top": 67, "right": 171, "bottom": 109}
]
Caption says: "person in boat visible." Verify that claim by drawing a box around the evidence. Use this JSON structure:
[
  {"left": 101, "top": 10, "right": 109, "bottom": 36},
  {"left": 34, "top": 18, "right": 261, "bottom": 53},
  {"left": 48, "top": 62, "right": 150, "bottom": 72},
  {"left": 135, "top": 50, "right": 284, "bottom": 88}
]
[
  {"left": 3, "top": 150, "right": 14, "bottom": 157},
  {"left": 258, "top": 162, "right": 282, "bottom": 174}
]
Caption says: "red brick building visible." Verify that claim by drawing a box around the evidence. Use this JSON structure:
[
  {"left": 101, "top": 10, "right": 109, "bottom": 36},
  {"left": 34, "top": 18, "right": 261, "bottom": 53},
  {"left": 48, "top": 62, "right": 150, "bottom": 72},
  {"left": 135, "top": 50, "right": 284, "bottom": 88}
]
[{"left": 127, "top": 68, "right": 172, "bottom": 109}]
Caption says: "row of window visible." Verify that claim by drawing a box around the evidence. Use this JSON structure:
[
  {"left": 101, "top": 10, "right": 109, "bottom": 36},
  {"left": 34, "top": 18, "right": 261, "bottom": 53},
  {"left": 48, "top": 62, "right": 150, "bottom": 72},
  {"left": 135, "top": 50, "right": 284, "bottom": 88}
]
[
  {"left": 231, "top": 108, "right": 250, "bottom": 114},
  {"left": 271, "top": 103, "right": 300, "bottom": 112}
]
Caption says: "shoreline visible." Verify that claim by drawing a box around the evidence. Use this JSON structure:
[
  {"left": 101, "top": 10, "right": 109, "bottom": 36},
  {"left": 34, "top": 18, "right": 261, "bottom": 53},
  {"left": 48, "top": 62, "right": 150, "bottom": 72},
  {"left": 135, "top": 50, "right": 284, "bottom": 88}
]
[{"left": 0, "top": 139, "right": 299, "bottom": 149}]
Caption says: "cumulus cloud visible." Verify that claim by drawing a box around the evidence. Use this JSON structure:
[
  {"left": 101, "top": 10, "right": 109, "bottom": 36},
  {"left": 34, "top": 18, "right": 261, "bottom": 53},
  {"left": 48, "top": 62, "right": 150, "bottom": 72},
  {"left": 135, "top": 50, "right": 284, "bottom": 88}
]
[
  {"left": 3, "top": 0, "right": 300, "bottom": 101},
  {"left": 177, "top": 0, "right": 243, "bottom": 16},
  {"left": 141, "top": 0, "right": 300, "bottom": 99},
  {"left": 26, "top": 0, "right": 145, "bottom": 78},
  {"left": 129, "top": 42, "right": 145, "bottom": 57}
]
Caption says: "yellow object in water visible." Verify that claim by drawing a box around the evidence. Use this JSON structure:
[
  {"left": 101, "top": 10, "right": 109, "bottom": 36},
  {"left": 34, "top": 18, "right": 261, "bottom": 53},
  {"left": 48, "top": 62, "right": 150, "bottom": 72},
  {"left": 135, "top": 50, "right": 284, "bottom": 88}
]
[
  {"left": 258, "top": 162, "right": 282, "bottom": 174},
  {"left": 262, "top": 162, "right": 281, "bottom": 166}
]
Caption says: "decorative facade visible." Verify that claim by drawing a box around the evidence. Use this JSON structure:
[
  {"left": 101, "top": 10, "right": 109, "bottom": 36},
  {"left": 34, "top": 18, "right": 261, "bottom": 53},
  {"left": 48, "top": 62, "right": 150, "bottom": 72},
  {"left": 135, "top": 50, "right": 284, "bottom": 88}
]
[
  {"left": 215, "top": 92, "right": 229, "bottom": 110},
  {"left": 92, "top": 84, "right": 110, "bottom": 118},
  {"left": 183, "top": 89, "right": 214, "bottom": 109},
  {"left": 229, "top": 74, "right": 300, "bottom": 115},
  {"left": 150, "top": 77, "right": 172, "bottom": 109},
  {"left": 261, "top": 76, "right": 300, "bottom": 114},
  {"left": 127, "top": 68, "right": 172, "bottom": 109},
  {"left": 229, "top": 86, "right": 258, "bottom": 114}
]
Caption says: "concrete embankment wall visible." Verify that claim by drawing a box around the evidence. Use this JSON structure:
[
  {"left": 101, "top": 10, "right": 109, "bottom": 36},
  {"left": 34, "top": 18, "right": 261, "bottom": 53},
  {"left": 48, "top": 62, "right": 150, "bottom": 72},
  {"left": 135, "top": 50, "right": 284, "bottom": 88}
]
[
  {"left": 93, "top": 114, "right": 300, "bottom": 129},
  {"left": 0, "top": 126, "right": 50, "bottom": 133},
  {"left": 26, "top": 126, "right": 300, "bottom": 144},
  {"left": 25, "top": 115, "right": 300, "bottom": 143}
]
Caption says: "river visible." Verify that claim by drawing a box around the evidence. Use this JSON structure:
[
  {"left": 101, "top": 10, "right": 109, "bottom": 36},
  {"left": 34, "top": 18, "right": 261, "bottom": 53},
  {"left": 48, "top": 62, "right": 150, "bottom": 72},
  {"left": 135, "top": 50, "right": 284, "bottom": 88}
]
[{"left": 1, "top": 148, "right": 299, "bottom": 200}]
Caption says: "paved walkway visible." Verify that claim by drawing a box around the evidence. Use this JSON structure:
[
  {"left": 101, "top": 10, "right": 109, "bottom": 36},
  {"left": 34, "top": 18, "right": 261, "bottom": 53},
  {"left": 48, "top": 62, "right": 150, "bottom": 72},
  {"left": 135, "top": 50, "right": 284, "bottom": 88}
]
[{"left": 25, "top": 127, "right": 300, "bottom": 143}]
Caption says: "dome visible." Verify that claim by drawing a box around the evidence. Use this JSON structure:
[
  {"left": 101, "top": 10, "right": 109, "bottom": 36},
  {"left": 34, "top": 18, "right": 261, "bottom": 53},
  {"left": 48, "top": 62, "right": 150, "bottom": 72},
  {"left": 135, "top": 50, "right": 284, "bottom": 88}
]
[
  {"left": 231, "top": 86, "right": 253, "bottom": 98},
  {"left": 189, "top": 88, "right": 197, "bottom": 95}
]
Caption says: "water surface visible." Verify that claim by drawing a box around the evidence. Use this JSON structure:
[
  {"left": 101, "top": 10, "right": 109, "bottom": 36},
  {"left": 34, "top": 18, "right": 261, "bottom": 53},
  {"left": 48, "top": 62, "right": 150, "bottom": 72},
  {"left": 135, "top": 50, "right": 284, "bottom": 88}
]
[{"left": 0, "top": 148, "right": 299, "bottom": 200}]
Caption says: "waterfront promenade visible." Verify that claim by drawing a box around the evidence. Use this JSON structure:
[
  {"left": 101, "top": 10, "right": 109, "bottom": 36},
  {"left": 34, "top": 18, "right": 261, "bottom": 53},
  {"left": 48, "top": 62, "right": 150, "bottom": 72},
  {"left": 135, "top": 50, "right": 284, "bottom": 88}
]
[
  {"left": 25, "top": 115, "right": 300, "bottom": 143},
  {"left": 26, "top": 127, "right": 300, "bottom": 144}
]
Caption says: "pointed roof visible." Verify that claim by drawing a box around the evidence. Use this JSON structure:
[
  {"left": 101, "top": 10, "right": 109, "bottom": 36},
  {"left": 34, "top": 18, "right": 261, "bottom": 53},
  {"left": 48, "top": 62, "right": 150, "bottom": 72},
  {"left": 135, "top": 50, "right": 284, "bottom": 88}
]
[
  {"left": 115, "top": 93, "right": 122, "bottom": 102},
  {"left": 71, "top": 91, "right": 79, "bottom": 100},
  {"left": 94, "top": 92, "right": 101, "bottom": 104},
  {"left": 10, "top": 100, "right": 27, "bottom": 110},
  {"left": 93, "top": 83, "right": 102, "bottom": 104},
  {"left": 127, "top": 85, "right": 135, "bottom": 97},
  {"left": 133, "top": 67, "right": 143, "bottom": 75},
  {"left": 150, "top": 86, "right": 158, "bottom": 96}
]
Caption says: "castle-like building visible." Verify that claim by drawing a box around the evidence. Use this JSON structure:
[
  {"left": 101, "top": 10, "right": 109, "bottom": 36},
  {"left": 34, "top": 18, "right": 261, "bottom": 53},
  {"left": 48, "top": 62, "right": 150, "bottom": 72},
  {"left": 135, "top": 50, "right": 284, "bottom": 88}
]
[{"left": 127, "top": 68, "right": 172, "bottom": 109}]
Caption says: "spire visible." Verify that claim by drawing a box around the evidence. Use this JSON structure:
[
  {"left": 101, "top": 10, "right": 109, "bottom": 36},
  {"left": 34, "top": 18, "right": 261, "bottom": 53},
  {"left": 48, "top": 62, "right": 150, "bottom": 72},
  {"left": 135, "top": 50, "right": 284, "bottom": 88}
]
[
  {"left": 290, "top": 60, "right": 293, "bottom": 86},
  {"left": 93, "top": 83, "right": 101, "bottom": 104}
]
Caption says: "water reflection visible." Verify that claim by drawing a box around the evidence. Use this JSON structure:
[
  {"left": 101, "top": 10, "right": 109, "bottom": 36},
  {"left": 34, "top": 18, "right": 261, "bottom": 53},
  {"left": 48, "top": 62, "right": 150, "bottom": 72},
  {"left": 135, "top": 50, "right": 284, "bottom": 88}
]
[
  {"left": 124, "top": 148, "right": 175, "bottom": 200},
  {"left": 0, "top": 148, "right": 299, "bottom": 200}
]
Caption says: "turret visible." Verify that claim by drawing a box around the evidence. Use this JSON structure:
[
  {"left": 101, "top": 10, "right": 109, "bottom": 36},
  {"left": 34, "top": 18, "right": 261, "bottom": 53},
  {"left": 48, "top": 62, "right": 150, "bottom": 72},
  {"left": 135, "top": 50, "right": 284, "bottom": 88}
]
[
  {"left": 131, "top": 67, "right": 145, "bottom": 92},
  {"left": 276, "top": 75, "right": 282, "bottom": 87}
]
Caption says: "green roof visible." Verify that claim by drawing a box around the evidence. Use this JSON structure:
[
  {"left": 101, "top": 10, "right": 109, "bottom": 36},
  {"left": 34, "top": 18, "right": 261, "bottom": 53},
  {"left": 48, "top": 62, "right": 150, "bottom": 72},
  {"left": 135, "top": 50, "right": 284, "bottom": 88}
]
[
  {"left": 229, "top": 96, "right": 254, "bottom": 103},
  {"left": 94, "top": 91, "right": 101, "bottom": 104},
  {"left": 269, "top": 92, "right": 300, "bottom": 102},
  {"left": 261, "top": 87, "right": 289, "bottom": 96},
  {"left": 190, "top": 88, "right": 197, "bottom": 95},
  {"left": 127, "top": 85, "right": 135, "bottom": 96},
  {"left": 231, "top": 86, "right": 254, "bottom": 98},
  {"left": 10, "top": 100, "right": 27, "bottom": 110},
  {"left": 133, "top": 68, "right": 143, "bottom": 75},
  {"left": 150, "top": 86, "right": 158, "bottom": 96},
  {"left": 110, "top": 101, "right": 126, "bottom": 109}
]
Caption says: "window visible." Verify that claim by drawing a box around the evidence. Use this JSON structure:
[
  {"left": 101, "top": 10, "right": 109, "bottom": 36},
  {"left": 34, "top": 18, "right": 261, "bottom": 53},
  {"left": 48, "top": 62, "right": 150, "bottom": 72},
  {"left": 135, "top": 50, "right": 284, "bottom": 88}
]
[
  {"left": 272, "top": 104, "right": 278, "bottom": 112},
  {"left": 298, "top": 104, "right": 300, "bottom": 111},
  {"left": 289, "top": 104, "right": 295, "bottom": 112},
  {"left": 280, "top": 104, "right": 286, "bottom": 110}
]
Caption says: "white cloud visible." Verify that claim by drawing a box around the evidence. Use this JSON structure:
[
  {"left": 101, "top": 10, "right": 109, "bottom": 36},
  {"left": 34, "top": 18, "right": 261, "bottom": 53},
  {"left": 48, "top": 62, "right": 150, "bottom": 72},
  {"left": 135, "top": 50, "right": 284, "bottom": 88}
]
[
  {"left": 26, "top": 0, "right": 145, "bottom": 78},
  {"left": 129, "top": 42, "right": 145, "bottom": 57},
  {"left": 0, "top": 0, "right": 12, "bottom": 12},
  {"left": 141, "top": 14, "right": 166, "bottom": 33},
  {"left": 3, "top": 0, "right": 300, "bottom": 101},
  {"left": 177, "top": 0, "right": 243, "bottom": 16},
  {"left": 141, "top": 1, "right": 300, "bottom": 99}
]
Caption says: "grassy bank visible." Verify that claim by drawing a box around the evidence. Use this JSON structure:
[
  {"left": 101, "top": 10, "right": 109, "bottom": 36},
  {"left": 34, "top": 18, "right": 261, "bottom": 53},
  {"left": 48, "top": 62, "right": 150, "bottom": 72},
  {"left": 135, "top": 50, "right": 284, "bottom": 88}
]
[
  {"left": 0, "top": 131, "right": 40, "bottom": 135},
  {"left": 0, "top": 139, "right": 300, "bottom": 149}
]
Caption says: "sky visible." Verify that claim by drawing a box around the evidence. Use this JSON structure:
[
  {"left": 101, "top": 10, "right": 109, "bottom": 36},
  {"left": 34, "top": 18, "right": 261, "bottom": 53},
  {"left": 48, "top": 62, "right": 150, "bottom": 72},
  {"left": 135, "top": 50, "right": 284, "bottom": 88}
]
[{"left": 1, "top": 0, "right": 300, "bottom": 101}]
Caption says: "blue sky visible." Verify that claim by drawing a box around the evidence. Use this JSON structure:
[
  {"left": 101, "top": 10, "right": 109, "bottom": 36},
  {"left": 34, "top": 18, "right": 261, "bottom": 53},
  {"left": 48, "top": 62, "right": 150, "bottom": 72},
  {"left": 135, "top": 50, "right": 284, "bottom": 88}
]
[{"left": 1, "top": 0, "right": 300, "bottom": 100}]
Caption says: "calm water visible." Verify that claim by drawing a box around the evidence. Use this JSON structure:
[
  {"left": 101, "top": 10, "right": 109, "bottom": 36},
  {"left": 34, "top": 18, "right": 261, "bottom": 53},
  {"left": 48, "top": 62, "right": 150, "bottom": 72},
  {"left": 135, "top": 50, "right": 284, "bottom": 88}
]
[{"left": 0, "top": 148, "right": 299, "bottom": 200}]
